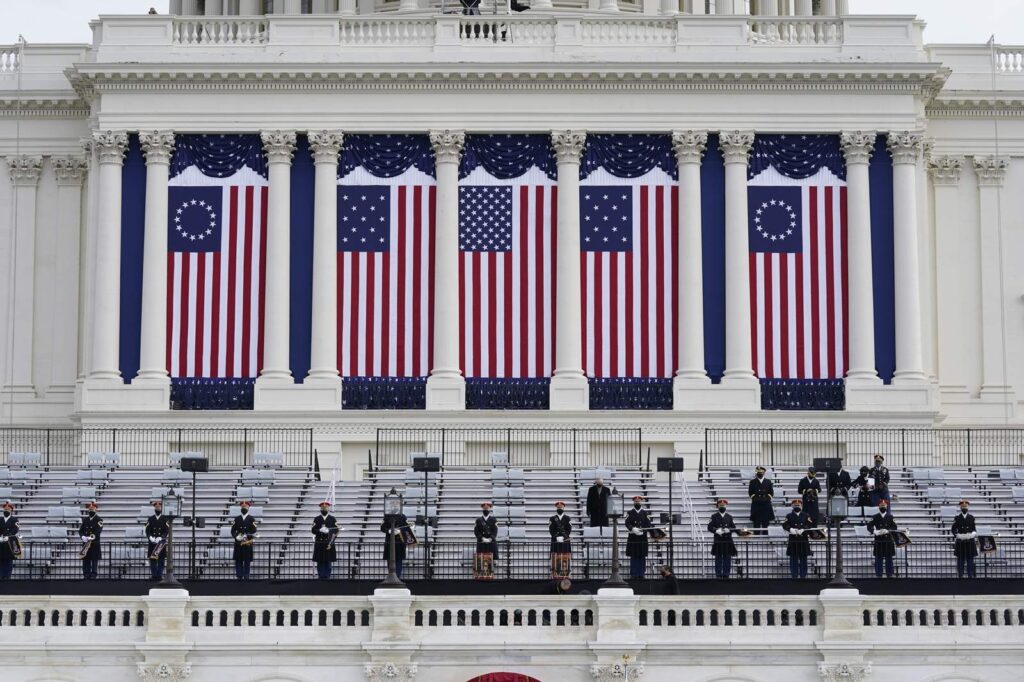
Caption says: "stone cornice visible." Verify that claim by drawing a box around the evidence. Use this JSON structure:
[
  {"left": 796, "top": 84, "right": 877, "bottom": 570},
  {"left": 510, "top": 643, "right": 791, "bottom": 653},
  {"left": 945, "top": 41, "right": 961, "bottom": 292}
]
[{"left": 0, "top": 94, "right": 89, "bottom": 119}]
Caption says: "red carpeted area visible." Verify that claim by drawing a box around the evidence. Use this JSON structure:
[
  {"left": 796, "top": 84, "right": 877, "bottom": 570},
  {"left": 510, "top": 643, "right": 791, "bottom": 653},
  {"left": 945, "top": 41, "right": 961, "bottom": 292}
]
[{"left": 467, "top": 675, "right": 542, "bottom": 682}]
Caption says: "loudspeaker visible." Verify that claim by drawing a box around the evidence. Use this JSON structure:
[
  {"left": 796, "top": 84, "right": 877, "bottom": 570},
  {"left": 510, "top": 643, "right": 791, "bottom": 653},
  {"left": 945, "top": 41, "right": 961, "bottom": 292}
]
[
  {"left": 412, "top": 456, "right": 440, "bottom": 473},
  {"left": 657, "top": 457, "right": 685, "bottom": 473},
  {"left": 813, "top": 457, "right": 842, "bottom": 474},
  {"left": 180, "top": 456, "right": 209, "bottom": 473}
]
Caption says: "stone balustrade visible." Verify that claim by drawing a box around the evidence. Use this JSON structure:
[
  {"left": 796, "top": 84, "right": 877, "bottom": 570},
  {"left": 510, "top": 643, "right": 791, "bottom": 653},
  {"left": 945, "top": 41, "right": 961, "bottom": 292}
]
[
  {"left": 748, "top": 16, "right": 842, "bottom": 45},
  {"left": 995, "top": 45, "right": 1024, "bottom": 73},
  {"left": 0, "top": 46, "right": 20, "bottom": 74}
]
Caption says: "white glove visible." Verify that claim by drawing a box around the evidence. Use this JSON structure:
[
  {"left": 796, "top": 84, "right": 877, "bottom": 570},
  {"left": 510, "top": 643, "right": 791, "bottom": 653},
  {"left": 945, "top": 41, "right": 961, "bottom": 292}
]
[
  {"left": 788, "top": 528, "right": 800, "bottom": 536},
  {"left": 81, "top": 536, "right": 90, "bottom": 542},
  {"left": 0, "top": 536, "right": 6, "bottom": 542},
  {"left": 631, "top": 527, "right": 644, "bottom": 536},
  {"left": 319, "top": 527, "right": 329, "bottom": 534},
  {"left": 970, "top": 531, "right": 978, "bottom": 539},
  {"left": 482, "top": 537, "right": 491, "bottom": 543},
  {"left": 149, "top": 536, "right": 159, "bottom": 543},
  {"left": 556, "top": 536, "right": 564, "bottom": 543},
  {"left": 236, "top": 534, "right": 245, "bottom": 541},
  {"left": 873, "top": 529, "right": 888, "bottom": 537}
]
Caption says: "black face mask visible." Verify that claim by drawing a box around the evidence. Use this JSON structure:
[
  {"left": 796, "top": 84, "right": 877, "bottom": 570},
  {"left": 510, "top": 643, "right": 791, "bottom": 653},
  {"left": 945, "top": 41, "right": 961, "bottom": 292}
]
[
  {"left": 634, "top": 503, "right": 642, "bottom": 510},
  {"left": 482, "top": 510, "right": 490, "bottom": 516},
  {"left": 960, "top": 508, "right": 968, "bottom": 514},
  {"left": 756, "top": 473, "right": 764, "bottom": 479},
  {"left": 556, "top": 510, "right": 563, "bottom": 515},
  {"left": 2, "top": 511, "right": 9, "bottom": 517},
  {"left": 88, "top": 511, "right": 96, "bottom": 517},
  {"left": 718, "top": 506, "right": 726, "bottom": 513}
]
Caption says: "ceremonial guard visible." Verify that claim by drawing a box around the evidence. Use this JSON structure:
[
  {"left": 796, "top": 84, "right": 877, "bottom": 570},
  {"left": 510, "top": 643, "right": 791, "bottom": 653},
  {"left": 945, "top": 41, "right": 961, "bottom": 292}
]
[
  {"left": 707, "top": 499, "right": 738, "bottom": 579},
  {"left": 798, "top": 467, "right": 822, "bottom": 523},
  {"left": 851, "top": 466, "right": 873, "bottom": 518},
  {"left": 951, "top": 499, "right": 978, "bottom": 579},
  {"left": 869, "top": 455, "right": 891, "bottom": 506},
  {"left": 0, "top": 501, "right": 21, "bottom": 580},
  {"left": 782, "top": 499, "right": 815, "bottom": 578},
  {"left": 867, "top": 500, "right": 898, "bottom": 577},
  {"left": 79, "top": 501, "right": 103, "bottom": 579},
  {"left": 381, "top": 507, "right": 409, "bottom": 578},
  {"left": 625, "top": 495, "right": 653, "bottom": 579},
  {"left": 586, "top": 477, "right": 611, "bottom": 527},
  {"left": 548, "top": 501, "right": 572, "bottom": 578},
  {"left": 747, "top": 466, "right": 775, "bottom": 532},
  {"left": 312, "top": 501, "right": 339, "bottom": 580},
  {"left": 231, "top": 500, "right": 258, "bottom": 580},
  {"left": 473, "top": 502, "right": 499, "bottom": 579},
  {"left": 829, "top": 462, "right": 853, "bottom": 498},
  {"left": 144, "top": 500, "right": 170, "bottom": 580}
]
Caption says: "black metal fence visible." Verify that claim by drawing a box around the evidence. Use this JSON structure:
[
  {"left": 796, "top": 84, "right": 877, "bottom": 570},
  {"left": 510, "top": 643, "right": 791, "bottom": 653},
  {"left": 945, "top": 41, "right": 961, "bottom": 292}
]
[
  {"left": 0, "top": 428, "right": 315, "bottom": 468},
  {"left": 375, "top": 428, "right": 643, "bottom": 468},
  {"left": 9, "top": 539, "right": 1023, "bottom": 581},
  {"left": 704, "top": 427, "right": 1024, "bottom": 469}
]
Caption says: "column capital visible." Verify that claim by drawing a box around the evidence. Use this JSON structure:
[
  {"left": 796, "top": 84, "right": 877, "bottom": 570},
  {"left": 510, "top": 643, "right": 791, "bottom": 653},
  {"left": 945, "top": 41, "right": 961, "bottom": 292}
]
[
  {"left": 839, "top": 131, "right": 876, "bottom": 165},
  {"left": 550, "top": 130, "right": 587, "bottom": 165},
  {"left": 429, "top": 129, "right": 466, "bottom": 164},
  {"left": 260, "top": 130, "right": 297, "bottom": 164},
  {"left": 54, "top": 156, "right": 90, "bottom": 186},
  {"left": 927, "top": 155, "right": 964, "bottom": 186},
  {"left": 670, "top": 130, "right": 708, "bottom": 165},
  {"left": 886, "top": 131, "right": 924, "bottom": 165},
  {"left": 308, "top": 130, "right": 344, "bottom": 163},
  {"left": 972, "top": 155, "right": 1008, "bottom": 187},
  {"left": 139, "top": 131, "right": 176, "bottom": 165},
  {"left": 92, "top": 131, "right": 129, "bottom": 165},
  {"left": 7, "top": 155, "right": 43, "bottom": 186},
  {"left": 719, "top": 131, "right": 755, "bottom": 164}
]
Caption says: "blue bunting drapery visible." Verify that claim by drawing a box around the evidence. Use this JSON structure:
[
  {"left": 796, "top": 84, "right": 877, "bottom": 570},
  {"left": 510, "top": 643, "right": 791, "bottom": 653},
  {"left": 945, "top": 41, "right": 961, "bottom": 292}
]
[
  {"left": 589, "top": 378, "right": 673, "bottom": 410},
  {"left": 170, "top": 134, "right": 268, "bottom": 179},
  {"left": 749, "top": 134, "right": 846, "bottom": 181},
  {"left": 466, "top": 378, "right": 550, "bottom": 410},
  {"left": 580, "top": 134, "right": 676, "bottom": 180},
  {"left": 339, "top": 134, "right": 435, "bottom": 179},
  {"left": 342, "top": 377, "right": 427, "bottom": 409},
  {"left": 459, "top": 134, "right": 556, "bottom": 180},
  {"left": 759, "top": 379, "right": 845, "bottom": 410},
  {"left": 169, "top": 378, "right": 255, "bottom": 410}
]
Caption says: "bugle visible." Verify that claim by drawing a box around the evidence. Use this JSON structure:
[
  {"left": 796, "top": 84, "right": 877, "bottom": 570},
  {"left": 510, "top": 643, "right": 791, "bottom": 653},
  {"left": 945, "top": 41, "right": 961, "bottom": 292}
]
[
  {"left": 149, "top": 538, "right": 167, "bottom": 561},
  {"left": 645, "top": 526, "right": 669, "bottom": 542},
  {"left": 9, "top": 535, "right": 22, "bottom": 559},
  {"left": 78, "top": 537, "right": 94, "bottom": 559}
]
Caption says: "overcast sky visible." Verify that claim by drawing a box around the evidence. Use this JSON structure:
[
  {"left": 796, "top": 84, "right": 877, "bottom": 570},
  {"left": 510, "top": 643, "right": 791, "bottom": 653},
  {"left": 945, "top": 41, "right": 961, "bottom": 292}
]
[{"left": 2, "top": 0, "right": 1023, "bottom": 45}]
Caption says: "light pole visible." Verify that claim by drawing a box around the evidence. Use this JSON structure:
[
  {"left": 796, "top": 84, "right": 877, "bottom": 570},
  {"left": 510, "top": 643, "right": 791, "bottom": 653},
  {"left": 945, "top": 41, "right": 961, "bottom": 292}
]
[
  {"left": 827, "top": 493, "right": 852, "bottom": 588},
  {"left": 602, "top": 489, "right": 628, "bottom": 590},
  {"left": 154, "top": 486, "right": 182, "bottom": 589},
  {"left": 379, "top": 487, "right": 406, "bottom": 589}
]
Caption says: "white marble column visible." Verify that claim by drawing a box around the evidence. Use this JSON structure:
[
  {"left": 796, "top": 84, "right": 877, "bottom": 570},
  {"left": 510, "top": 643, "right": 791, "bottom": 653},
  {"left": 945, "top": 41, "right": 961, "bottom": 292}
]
[
  {"left": 338, "top": 0, "right": 356, "bottom": 14},
  {"left": 239, "top": 0, "right": 263, "bottom": 13},
  {"left": 598, "top": 0, "right": 620, "bottom": 12},
  {"left": 52, "top": 157, "right": 89, "bottom": 394},
  {"left": 887, "top": 132, "right": 927, "bottom": 385},
  {"left": 972, "top": 155, "right": 1016, "bottom": 414},
  {"left": 661, "top": 0, "right": 678, "bottom": 15},
  {"left": 87, "top": 131, "right": 129, "bottom": 384},
  {"left": 284, "top": 0, "right": 303, "bottom": 12},
  {"left": 5, "top": 156, "right": 43, "bottom": 392},
  {"left": 307, "top": 130, "right": 343, "bottom": 385},
  {"left": 549, "top": 130, "right": 590, "bottom": 411},
  {"left": 719, "top": 132, "right": 759, "bottom": 404},
  {"left": 757, "top": 0, "right": 779, "bottom": 15},
  {"left": 671, "top": 131, "right": 710, "bottom": 406},
  {"left": 426, "top": 130, "right": 466, "bottom": 411},
  {"left": 258, "top": 130, "right": 297, "bottom": 384},
  {"left": 793, "top": 0, "right": 811, "bottom": 14},
  {"left": 819, "top": 0, "right": 836, "bottom": 14},
  {"left": 135, "top": 131, "right": 176, "bottom": 385},
  {"left": 839, "top": 132, "right": 880, "bottom": 387},
  {"left": 688, "top": 0, "right": 706, "bottom": 14},
  {"left": 204, "top": 0, "right": 224, "bottom": 15},
  {"left": 77, "top": 137, "right": 99, "bottom": 384}
]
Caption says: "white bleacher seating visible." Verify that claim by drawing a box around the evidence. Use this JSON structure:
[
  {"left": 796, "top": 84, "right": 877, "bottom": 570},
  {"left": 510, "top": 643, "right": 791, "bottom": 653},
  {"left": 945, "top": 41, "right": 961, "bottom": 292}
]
[
  {"left": 86, "top": 452, "right": 121, "bottom": 468},
  {"left": 76, "top": 469, "right": 109, "bottom": 484},
  {"left": 853, "top": 525, "right": 872, "bottom": 541},
  {"left": 490, "top": 451, "right": 509, "bottom": 467},
  {"left": 149, "top": 486, "right": 185, "bottom": 500},
  {"left": 227, "top": 504, "right": 264, "bottom": 519},
  {"left": 492, "top": 468, "right": 525, "bottom": 485},
  {"left": 0, "top": 486, "right": 13, "bottom": 501},
  {"left": 490, "top": 506, "right": 526, "bottom": 523},
  {"left": 997, "top": 469, "right": 1021, "bottom": 483},
  {"left": 241, "top": 468, "right": 276, "bottom": 484},
  {"left": 46, "top": 506, "right": 82, "bottom": 523},
  {"left": 582, "top": 526, "right": 608, "bottom": 541},
  {"left": 0, "top": 468, "right": 8, "bottom": 481},
  {"left": 496, "top": 526, "right": 527, "bottom": 541},
  {"left": 766, "top": 525, "right": 788, "bottom": 540},
  {"left": 403, "top": 470, "right": 439, "bottom": 485},
  {"left": 61, "top": 486, "right": 97, "bottom": 504},
  {"left": 8, "top": 452, "right": 43, "bottom": 467},
  {"left": 582, "top": 468, "right": 614, "bottom": 482},
  {"left": 939, "top": 505, "right": 961, "bottom": 521},
  {"left": 110, "top": 527, "right": 148, "bottom": 563},
  {"left": 491, "top": 486, "right": 525, "bottom": 501},
  {"left": 236, "top": 486, "right": 270, "bottom": 504},
  {"left": 1016, "top": 470, "right": 1024, "bottom": 482},
  {"left": 1012, "top": 487, "right": 1024, "bottom": 502},
  {"left": 403, "top": 505, "right": 438, "bottom": 518},
  {"left": 739, "top": 467, "right": 776, "bottom": 481},
  {"left": 161, "top": 469, "right": 191, "bottom": 484},
  {"left": 927, "top": 486, "right": 962, "bottom": 504},
  {"left": 169, "top": 451, "right": 203, "bottom": 467},
  {"left": 31, "top": 526, "right": 69, "bottom": 540},
  {"left": 252, "top": 452, "right": 284, "bottom": 468}
]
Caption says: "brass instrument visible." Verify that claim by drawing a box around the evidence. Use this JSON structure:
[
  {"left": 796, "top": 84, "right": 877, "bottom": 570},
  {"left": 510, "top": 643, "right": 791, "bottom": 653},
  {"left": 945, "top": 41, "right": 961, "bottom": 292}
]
[
  {"left": 149, "top": 538, "right": 167, "bottom": 561},
  {"left": 473, "top": 552, "right": 495, "bottom": 580},
  {"left": 550, "top": 552, "right": 571, "bottom": 579},
  {"left": 735, "top": 528, "right": 754, "bottom": 537},
  {"left": 325, "top": 527, "right": 339, "bottom": 551},
  {"left": 79, "top": 536, "right": 94, "bottom": 559},
  {"left": 240, "top": 533, "right": 256, "bottom": 547},
  {"left": 645, "top": 526, "right": 669, "bottom": 542},
  {"left": 9, "top": 535, "right": 22, "bottom": 559},
  {"left": 803, "top": 528, "right": 828, "bottom": 541},
  {"left": 398, "top": 525, "right": 418, "bottom": 547},
  {"left": 891, "top": 529, "right": 911, "bottom": 548}
]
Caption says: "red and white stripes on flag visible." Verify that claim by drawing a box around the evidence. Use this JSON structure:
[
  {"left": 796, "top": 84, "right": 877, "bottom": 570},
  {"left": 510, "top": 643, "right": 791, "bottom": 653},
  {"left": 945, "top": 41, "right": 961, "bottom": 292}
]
[
  {"left": 580, "top": 177, "right": 679, "bottom": 378},
  {"left": 748, "top": 168, "right": 848, "bottom": 379},
  {"left": 337, "top": 172, "right": 435, "bottom": 377},
  {"left": 167, "top": 170, "right": 267, "bottom": 378}
]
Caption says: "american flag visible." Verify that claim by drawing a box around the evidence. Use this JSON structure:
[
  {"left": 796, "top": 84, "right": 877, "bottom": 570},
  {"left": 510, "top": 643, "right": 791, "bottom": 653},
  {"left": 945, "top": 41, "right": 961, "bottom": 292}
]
[
  {"left": 337, "top": 182, "right": 435, "bottom": 377},
  {"left": 580, "top": 184, "right": 678, "bottom": 378},
  {"left": 747, "top": 177, "right": 848, "bottom": 379},
  {"left": 459, "top": 184, "right": 556, "bottom": 378},
  {"left": 166, "top": 182, "right": 266, "bottom": 378}
]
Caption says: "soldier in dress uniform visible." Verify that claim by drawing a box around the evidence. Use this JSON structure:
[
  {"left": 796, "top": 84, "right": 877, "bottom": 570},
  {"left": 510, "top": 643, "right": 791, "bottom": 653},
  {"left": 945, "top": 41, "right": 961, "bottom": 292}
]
[
  {"left": 548, "top": 501, "right": 572, "bottom": 577},
  {"left": 231, "top": 500, "right": 258, "bottom": 580},
  {"left": 798, "top": 467, "right": 822, "bottom": 524},
  {"left": 782, "top": 499, "right": 815, "bottom": 578},
  {"left": 829, "top": 461, "right": 853, "bottom": 498},
  {"left": 144, "top": 500, "right": 170, "bottom": 580},
  {"left": 474, "top": 502, "right": 500, "bottom": 560},
  {"left": 586, "top": 478, "right": 611, "bottom": 527},
  {"left": 868, "top": 455, "right": 891, "bottom": 507},
  {"left": 625, "top": 495, "right": 653, "bottom": 579},
  {"left": 0, "top": 501, "right": 21, "bottom": 580},
  {"left": 707, "top": 499, "right": 738, "bottom": 579},
  {"left": 381, "top": 507, "right": 409, "bottom": 578},
  {"left": 851, "top": 466, "right": 873, "bottom": 517},
  {"left": 867, "top": 500, "right": 897, "bottom": 577},
  {"left": 951, "top": 499, "right": 978, "bottom": 579},
  {"left": 747, "top": 466, "right": 775, "bottom": 532},
  {"left": 312, "top": 501, "right": 339, "bottom": 580},
  {"left": 79, "top": 501, "right": 103, "bottom": 579}
]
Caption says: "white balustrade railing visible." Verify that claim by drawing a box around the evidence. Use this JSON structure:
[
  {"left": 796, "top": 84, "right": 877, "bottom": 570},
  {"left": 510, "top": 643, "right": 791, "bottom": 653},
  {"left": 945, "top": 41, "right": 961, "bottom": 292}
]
[
  {"left": 172, "top": 18, "right": 269, "bottom": 45},
  {"left": 340, "top": 18, "right": 436, "bottom": 45},
  {"left": 457, "top": 17, "right": 557, "bottom": 45},
  {"left": 748, "top": 17, "right": 842, "bottom": 46},
  {"left": 580, "top": 18, "right": 677, "bottom": 45},
  {"left": 0, "top": 46, "right": 21, "bottom": 74},
  {"left": 995, "top": 47, "right": 1024, "bottom": 73}
]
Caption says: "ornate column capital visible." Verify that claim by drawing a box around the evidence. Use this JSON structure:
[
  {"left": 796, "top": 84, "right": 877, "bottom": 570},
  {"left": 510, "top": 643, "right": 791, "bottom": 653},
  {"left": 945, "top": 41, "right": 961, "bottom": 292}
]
[
  {"left": 839, "top": 131, "right": 876, "bottom": 165},
  {"left": 54, "top": 156, "right": 90, "bottom": 186},
  {"left": 7, "top": 155, "right": 43, "bottom": 186},
  {"left": 308, "top": 130, "right": 344, "bottom": 163},
  {"left": 972, "top": 155, "right": 1009, "bottom": 187},
  {"left": 139, "top": 131, "right": 176, "bottom": 165},
  {"left": 886, "top": 131, "right": 924, "bottom": 165},
  {"left": 429, "top": 129, "right": 466, "bottom": 165},
  {"left": 260, "top": 130, "right": 297, "bottom": 164},
  {"left": 719, "top": 131, "right": 755, "bottom": 164},
  {"left": 550, "top": 129, "right": 587, "bottom": 164},
  {"left": 364, "top": 662, "right": 418, "bottom": 680},
  {"left": 137, "top": 662, "right": 192, "bottom": 681},
  {"left": 591, "top": 659, "right": 645, "bottom": 681},
  {"left": 927, "top": 155, "right": 964, "bottom": 186},
  {"left": 92, "top": 131, "right": 129, "bottom": 165},
  {"left": 671, "top": 130, "right": 708, "bottom": 165},
  {"left": 818, "top": 661, "right": 872, "bottom": 682}
]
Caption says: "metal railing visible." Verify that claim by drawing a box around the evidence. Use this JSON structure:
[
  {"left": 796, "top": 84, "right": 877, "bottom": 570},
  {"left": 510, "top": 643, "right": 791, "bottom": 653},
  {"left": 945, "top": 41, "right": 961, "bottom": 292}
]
[
  {"left": 9, "top": 539, "right": 1023, "bottom": 581},
  {"left": 0, "top": 427, "right": 315, "bottom": 468},
  {"left": 375, "top": 427, "right": 643, "bottom": 468},
  {"left": 704, "top": 427, "right": 1024, "bottom": 469}
]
